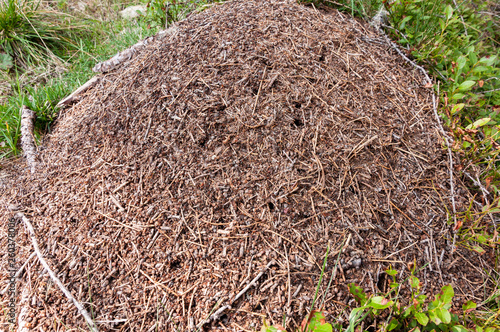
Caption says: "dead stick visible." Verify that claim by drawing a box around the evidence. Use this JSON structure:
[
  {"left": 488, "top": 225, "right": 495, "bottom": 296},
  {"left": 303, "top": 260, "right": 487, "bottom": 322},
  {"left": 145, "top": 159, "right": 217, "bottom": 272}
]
[
  {"left": 57, "top": 77, "right": 99, "bottom": 108},
  {"left": 20, "top": 106, "right": 36, "bottom": 174},
  {"left": 93, "top": 25, "right": 179, "bottom": 73},
  {"left": 204, "top": 259, "right": 276, "bottom": 325},
  {"left": 17, "top": 213, "right": 99, "bottom": 332}
]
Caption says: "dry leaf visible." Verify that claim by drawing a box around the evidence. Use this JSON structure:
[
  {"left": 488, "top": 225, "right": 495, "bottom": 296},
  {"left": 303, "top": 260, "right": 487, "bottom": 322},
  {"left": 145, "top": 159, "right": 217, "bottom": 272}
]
[{"left": 485, "top": 176, "right": 493, "bottom": 189}]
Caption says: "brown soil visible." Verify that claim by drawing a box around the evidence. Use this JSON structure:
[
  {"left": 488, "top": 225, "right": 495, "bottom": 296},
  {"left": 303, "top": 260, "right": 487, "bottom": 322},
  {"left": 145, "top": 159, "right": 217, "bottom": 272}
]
[{"left": 0, "top": 0, "right": 494, "bottom": 331}]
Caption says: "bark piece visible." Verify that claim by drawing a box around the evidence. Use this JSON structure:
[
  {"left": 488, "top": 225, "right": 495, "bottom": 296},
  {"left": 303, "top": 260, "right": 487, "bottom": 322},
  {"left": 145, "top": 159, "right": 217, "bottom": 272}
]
[{"left": 20, "top": 106, "right": 36, "bottom": 174}]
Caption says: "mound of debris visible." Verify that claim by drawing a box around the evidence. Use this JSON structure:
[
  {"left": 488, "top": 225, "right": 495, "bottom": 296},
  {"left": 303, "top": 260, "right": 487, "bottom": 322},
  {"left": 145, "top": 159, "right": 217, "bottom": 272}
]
[{"left": 2, "top": 0, "right": 493, "bottom": 330}]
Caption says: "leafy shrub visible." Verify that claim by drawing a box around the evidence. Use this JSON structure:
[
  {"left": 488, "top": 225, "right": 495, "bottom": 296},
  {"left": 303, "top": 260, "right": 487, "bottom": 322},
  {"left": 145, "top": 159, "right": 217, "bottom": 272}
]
[{"left": 261, "top": 265, "right": 500, "bottom": 331}]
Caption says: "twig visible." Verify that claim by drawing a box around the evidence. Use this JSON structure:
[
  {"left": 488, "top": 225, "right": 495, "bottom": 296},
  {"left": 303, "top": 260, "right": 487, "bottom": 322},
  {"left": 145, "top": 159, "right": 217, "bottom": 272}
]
[
  {"left": 20, "top": 106, "right": 37, "bottom": 174},
  {"left": 251, "top": 67, "right": 267, "bottom": 115},
  {"left": 57, "top": 77, "right": 100, "bottom": 108},
  {"left": 320, "top": 234, "right": 350, "bottom": 309},
  {"left": 205, "top": 259, "right": 276, "bottom": 325},
  {"left": 17, "top": 213, "right": 99, "bottom": 332},
  {"left": 17, "top": 284, "right": 30, "bottom": 332},
  {"left": 463, "top": 171, "right": 497, "bottom": 236},
  {"left": 93, "top": 26, "right": 179, "bottom": 73},
  {"left": 452, "top": 0, "right": 468, "bottom": 36},
  {"left": 463, "top": 171, "right": 490, "bottom": 203}
]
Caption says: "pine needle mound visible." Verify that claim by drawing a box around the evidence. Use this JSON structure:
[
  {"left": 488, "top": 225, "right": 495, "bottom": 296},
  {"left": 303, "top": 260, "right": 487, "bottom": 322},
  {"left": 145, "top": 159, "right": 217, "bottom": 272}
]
[{"left": 5, "top": 0, "right": 491, "bottom": 330}]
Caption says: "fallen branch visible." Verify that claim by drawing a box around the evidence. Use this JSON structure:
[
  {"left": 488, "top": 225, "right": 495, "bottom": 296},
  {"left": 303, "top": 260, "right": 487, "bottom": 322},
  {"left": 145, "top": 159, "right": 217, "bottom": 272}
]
[
  {"left": 20, "top": 106, "right": 37, "bottom": 174},
  {"left": 17, "top": 213, "right": 99, "bottom": 332},
  {"left": 57, "top": 77, "right": 100, "bottom": 108},
  {"left": 198, "top": 259, "right": 276, "bottom": 328},
  {"left": 93, "top": 26, "right": 179, "bottom": 73}
]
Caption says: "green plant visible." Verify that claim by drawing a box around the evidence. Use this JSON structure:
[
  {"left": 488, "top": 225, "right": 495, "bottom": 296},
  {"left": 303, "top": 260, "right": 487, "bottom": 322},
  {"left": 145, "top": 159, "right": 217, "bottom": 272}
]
[
  {"left": 455, "top": 196, "right": 500, "bottom": 254},
  {"left": 142, "top": 0, "right": 218, "bottom": 29},
  {"left": 385, "top": 0, "right": 500, "bottom": 190},
  {"left": 345, "top": 266, "right": 489, "bottom": 332},
  {"left": 293, "top": 2, "right": 500, "bottom": 327}
]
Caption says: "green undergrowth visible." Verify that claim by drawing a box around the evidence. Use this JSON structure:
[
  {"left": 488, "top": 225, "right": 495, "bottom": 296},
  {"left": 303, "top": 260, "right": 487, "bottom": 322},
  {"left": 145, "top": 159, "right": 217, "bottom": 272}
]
[{"left": 263, "top": 258, "right": 500, "bottom": 332}]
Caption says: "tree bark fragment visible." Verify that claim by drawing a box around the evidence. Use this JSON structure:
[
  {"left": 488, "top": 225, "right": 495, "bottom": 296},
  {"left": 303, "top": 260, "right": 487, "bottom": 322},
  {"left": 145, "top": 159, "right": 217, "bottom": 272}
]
[{"left": 20, "top": 106, "right": 36, "bottom": 174}]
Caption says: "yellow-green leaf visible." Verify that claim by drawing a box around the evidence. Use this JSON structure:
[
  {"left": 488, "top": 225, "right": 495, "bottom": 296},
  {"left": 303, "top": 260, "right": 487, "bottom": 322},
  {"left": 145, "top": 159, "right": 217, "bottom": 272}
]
[{"left": 458, "top": 80, "right": 475, "bottom": 91}]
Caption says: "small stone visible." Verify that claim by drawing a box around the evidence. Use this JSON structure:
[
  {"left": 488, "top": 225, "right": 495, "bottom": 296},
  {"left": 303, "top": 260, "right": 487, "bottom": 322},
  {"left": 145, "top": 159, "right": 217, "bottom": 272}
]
[{"left": 119, "top": 5, "right": 147, "bottom": 20}]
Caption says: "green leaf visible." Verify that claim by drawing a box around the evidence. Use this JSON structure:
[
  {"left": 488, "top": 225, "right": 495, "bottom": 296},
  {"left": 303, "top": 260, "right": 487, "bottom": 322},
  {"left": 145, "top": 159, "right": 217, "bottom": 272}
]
[
  {"left": 444, "top": 5, "right": 453, "bottom": 20},
  {"left": 473, "top": 66, "right": 490, "bottom": 72},
  {"left": 441, "top": 285, "right": 454, "bottom": 305},
  {"left": 414, "top": 312, "right": 429, "bottom": 326},
  {"left": 368, "top": 296, "right": 393, "bottom": 309},
  {"left": 479, "top": 55, "right": 497, "bottom": 66},
  {"left": 348, "top": 307, "right": 366, "bottom": 325},
  {"left": 387, "top": 318, "right": 400, "bottom": 331},
  {"left": 389, "top": 282, "right": 399, "bottom": 289},
  {"left": 463, "top": 300, "right": 477, "bottom": 313},
  {"left": 312, "top": 324, "right": 333, "bottom": 332},
  {"left": 436, "top": 308, "right": 451, "bottom": 324},
  {"left": 410, "top": 276, "right": 420, "bottom": 289},
  {"left": 428, "top": 309, "right": 439, "bottom": 324},
  {"left": 451, "top": 93, "right": 465, "bottom": 100},
  {"left": 438, "top": 18, "right": 445, "bottom": 31},
  {"left": 307, "top": 312, "right": 333, "bottom": 332},
  {"left": 0, "top": 53, "right": 13, "bottom": 70},
  {"left": 469, "top": 52, "right": 477, "bottom": 64},
  {"left": 386, "top": 268, "right": 398, "bottom": 276},
  {"left": 451, "top": 326, "right": 468, "bottom": 332},
  {"left": 261, "top": 319, "right": 285, "bottom": 332},
  {"left": 349, "top": 284, "right": 368, "bottom": 306},
  {"left": 466, "top": 117, "right": 491, "bottom": 129},
  {"left": 472, "top": 245, "right": 485, "bottom": 253},
  {"left": 451, "top": 103, "right": 465, "bottom": 115},
  {"left": 476, "top": 234, "right": 487, "bottom": 244},
  {"left": 417, "top": 294, "right": 427, "bottom": 304},
  {"left": 399, "top": 16, "right": 412, "bottom": 30},
  {"left": 458, "top": 80, "right": 475, "bottom": 91},
  {"left": 456, "top": 56, "right": 467, "bottom": 70}
]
